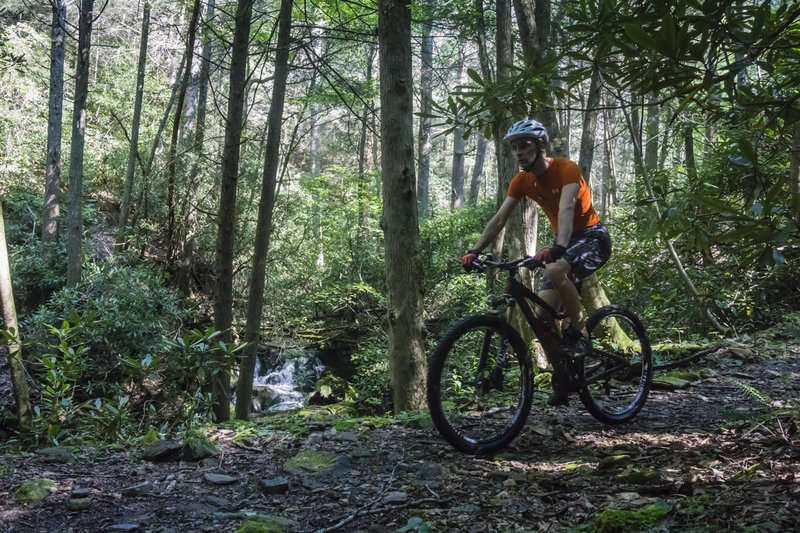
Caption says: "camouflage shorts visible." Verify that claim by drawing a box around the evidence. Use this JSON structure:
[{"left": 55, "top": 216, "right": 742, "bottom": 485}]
[{"left": 540, "top": 222, "right": 612, "bottom": 291}]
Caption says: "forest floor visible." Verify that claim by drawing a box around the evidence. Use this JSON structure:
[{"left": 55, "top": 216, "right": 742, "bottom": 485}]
[{"left": 1, "top": 344, "right": 800, "bottom": 533}]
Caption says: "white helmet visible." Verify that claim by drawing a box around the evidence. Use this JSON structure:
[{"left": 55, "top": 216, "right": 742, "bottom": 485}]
[{"left": 504, "top": 119, "right": 549, "bottom": 144}]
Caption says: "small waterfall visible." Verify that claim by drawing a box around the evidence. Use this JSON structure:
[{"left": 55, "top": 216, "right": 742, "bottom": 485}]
[{"left": 252, "top": 355, "right": 325, "bottom": 412}]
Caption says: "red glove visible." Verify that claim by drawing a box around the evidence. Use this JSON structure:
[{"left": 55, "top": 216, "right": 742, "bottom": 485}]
[
  {"left": 461, "top": 250, "right": 480, "bottom": 269},
  {"left": 533, "top": 245, "right": 566, "bottom": 264}
]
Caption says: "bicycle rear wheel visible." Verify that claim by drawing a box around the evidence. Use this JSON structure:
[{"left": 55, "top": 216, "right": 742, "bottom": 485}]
[
  {"left": 427, "top": 315, "right": 533, "bottom": 454},
  {"left": 579, "top": 305, "right": 652, "bottom": 424}
]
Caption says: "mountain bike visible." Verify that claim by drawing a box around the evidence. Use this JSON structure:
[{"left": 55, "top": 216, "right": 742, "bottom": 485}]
[{"left": 427, "top": 254, "right": 653, "bottom": 454}]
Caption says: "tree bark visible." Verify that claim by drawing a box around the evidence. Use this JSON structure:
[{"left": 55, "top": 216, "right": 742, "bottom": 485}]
[
  {"left": 66, "top": 0, "right": 95, "bottom": 287},
  {"left": 235, "top": 0, "right": 292, "bottom": 421},
  {"left": 358, "top": 40, "right": 377, "bottom": 226},
  {"left": 378, "top": 0, "right": 427, "bottom": 413},
  {"left": 166, "top": 0, "right": 201, "bottom": 265},
  {"left": 213, "top": 0, "right": 254, "bottom": 423},
  {"left": 178, "top": 0, "right": 215, "bottom": 294},
  {"left": 0, "top": 200, "right": 32, "bottom": 429},
  {"left": 117, "top": 1, "right": 150, "bottom": 246},
  {"left": 451, "top": 42, "right": 467, "bottom": 210},
  {"left": 42, "top": 0, "right": 66, "bottom": 263},
  {"left": 513, "top": 0, "right": 565, "bottom": 157},
  {"left": 416, "top": 5, "right": 433, "bottom": 219},
  {"left": 578, "top": 66, "right": 602, "bottom": 184},
  {"left": 469, "top": 134, "right": 487, "bottom": 204},
  {"left": 644, "top": 97, "right": 659, "bottom": 173}
]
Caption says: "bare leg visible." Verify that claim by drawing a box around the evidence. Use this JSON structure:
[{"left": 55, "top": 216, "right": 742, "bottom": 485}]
[{"left": 544, "top": 259, "right": 588, "bottom": 337}]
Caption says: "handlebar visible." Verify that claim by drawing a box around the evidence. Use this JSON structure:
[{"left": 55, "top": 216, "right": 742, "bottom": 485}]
[{"left": 468, "top": 253, "right": 545, "bottom": 273}]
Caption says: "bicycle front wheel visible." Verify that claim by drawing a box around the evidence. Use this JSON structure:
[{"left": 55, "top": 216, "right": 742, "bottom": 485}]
[
  {"left": 427, "top": 315, "right": 533, "bottom": 454},
  {"left": 579, "top": 305, "right": 653, "bottom": 424}
]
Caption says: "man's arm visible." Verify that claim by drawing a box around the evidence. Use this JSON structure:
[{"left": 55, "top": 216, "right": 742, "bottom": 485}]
[
  {"left": 471, "top": 196, "right": 520, "bottom": 251},
  {"left": 556, "top": 183, "right": 580, "bottom": 247}
]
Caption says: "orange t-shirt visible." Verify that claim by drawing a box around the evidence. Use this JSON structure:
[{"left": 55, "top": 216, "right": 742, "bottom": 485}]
[{"left": 507, "top": 158, "right": 599, "bottom": 234}]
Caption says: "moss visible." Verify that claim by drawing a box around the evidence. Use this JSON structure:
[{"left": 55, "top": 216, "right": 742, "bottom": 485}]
[
  {"left": 0, "top": 464, "right": 15, "bottom": 477},
  {"left": 583, "top": 500, "right": 671, "bottom": 532},
  {"left": 13, "top": 478, "right": 56, "bottom": 501},
  {"left": 235, "top": 515, "right": 290, "bottom": 533},
  {"left": 284, "top": 449, "right": 339, "bottom": 474}
]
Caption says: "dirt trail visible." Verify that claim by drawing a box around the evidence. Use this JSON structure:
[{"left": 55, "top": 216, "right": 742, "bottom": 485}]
[{"left": 2, "top": 350, "right": 799, "bottom": 532}]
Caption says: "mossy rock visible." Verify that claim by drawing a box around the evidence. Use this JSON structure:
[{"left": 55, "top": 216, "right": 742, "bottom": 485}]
[
  {"left": 597, "top": 454, "right": 632, "bottom": 470},
  {"left": 665, "top": 371, "right": 701, "bottom": 382},
  {"left": 14, "top": 478, "right": 56, "bottom": 501},
  {"left": 284, "top": 450, "right": 346, "bottom": 475},
  {"left": 652, "top": 376, "right": 691, "bottom": 390},
  {"left": 588, "top": 500, "right": 671, "bottom": 533},
  {"left": 400, "top": 410, "right": 433, "bottom": 430},
  {"left": 183, "top": 429, "right": 219, "bottom": 461},
  {"left": 235, "top": 515, "right": 291, "bottom": 533}
]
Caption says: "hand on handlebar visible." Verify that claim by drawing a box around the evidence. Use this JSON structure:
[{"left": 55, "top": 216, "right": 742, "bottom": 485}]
[
  {"left": 461, "top": 249, "right": 481, "bottom": 271},
  {"left": 533, "top": 245, "right": 566, "bottom": 264}
]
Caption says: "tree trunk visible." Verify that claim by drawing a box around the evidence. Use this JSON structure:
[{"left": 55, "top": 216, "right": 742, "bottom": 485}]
[
  {"left": 513, "top": 0, "right": 564, "bottom": 157},
  {"left": 0, "top": 200, "right": 32, "bottom": 430},
  {"left": 469, "top": 134, "right": 488, "bottom": 204},
  {"left": 644, "top": 97, "right": 659, "bottom": 173},
  {"left": 166, "top": 0, "right": 201, "bottom": 265},
  {"left": 310, "top": 26, "right": 324, "bottom": 269},
  {"left": 684, "top": 120, "right": 698, "bottom": 184},
  {"left": 235, "top": 0, "right": 292, "bottom": 421},
  {"left": 42, "top": 0, "right": 66, "bottom": 264},
  {"left": 451, "top": 42, "right": 467, "bottom": 210},
  {"left": 66, "top": 0, "right": 95, "bottom": 287},
  {"left": 416, "top": 6, "right": 433, "bottom": 219},
  {"left": 117, "top": 1, "right": 150, "bottom": 246},
  {"left": 378, "top": 0, "right": 427, "bottom": 413},
  {"left": 213, "top": 0, "right": 254, "bottom": 423},
  {"left": 178, "top": 0, "right": 215, "bottom": 294},
  {"left": 578, "top": 66, "right": 601, "bottom": 184},
  {"left": 358, "top": 41, "right": 377, "bottom": 226}
]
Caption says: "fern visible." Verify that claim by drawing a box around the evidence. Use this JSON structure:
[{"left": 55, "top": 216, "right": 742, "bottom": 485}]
[{"left": 729, "top": 378, "right": 772, "bottom": 407}]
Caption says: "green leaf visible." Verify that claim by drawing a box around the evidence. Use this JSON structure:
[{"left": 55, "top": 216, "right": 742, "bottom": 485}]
[
  {"left": 623, "top": 24, "right": 658, "bottom": 51},
  {"left": 466, "top": 68, "right": 483, "bottom": 85}
]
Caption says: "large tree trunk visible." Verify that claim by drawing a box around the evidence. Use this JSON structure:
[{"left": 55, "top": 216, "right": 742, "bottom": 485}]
[
  {"left": 378, "top": 0, "right": 427, "bottom": 413},
  {"left": 178, "top": 0, "right": 215, "bottom": 294},
  {"left": 0, "top": 200, "right": 32, "bottom": 430},
  {"left": 166, "top": 0, "right": 201, "bottom": 265},
  {"left": 451, "top": 42, "right": 467, "bottom": 210},
  {"left": 578, "top": 66, "right": 602, "bottom": 184},
  {"left": 117, "top": 1, "right": 150, "bottom": 246},
  {"left": 66, "top": 0, "right": 95, "bottom": 287},
  {"left": 235, "top": 0, "right": 292, "bottom": 421},
  {"left": 42, "top": 0, "right": 66, "bottom": 264},
  {"left": 416, "top": 5, "right": 433, "bottom": 219},
  {"left": 513, "top": 0, "right": 565, "bottom": 157},
  {"left": 213, "top": 0, "right": 254, "bottom": 423}
]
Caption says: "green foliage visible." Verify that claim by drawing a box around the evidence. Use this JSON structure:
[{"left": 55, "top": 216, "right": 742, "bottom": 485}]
[{"left": 580, "top": 499, "right": 671, "bottom": 533}]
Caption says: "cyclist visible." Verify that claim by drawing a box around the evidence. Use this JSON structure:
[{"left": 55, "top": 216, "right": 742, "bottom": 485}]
[{"left": 461, "top": 119, "right": 612, "bottom": 405}]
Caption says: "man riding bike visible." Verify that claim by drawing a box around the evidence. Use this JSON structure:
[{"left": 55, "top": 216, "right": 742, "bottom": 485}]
[{"left": 461, "top": 119, "right": 612, "bottom": 405}]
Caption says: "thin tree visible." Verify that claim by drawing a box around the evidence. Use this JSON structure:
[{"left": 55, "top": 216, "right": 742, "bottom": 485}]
[
  {"left": 791, "top": 121, "right": 800, "bottom": 223},
  {"left": 416, "top": 2, "right": 433, "bottom": 219},
  {"left": 0, "top": 199, "right": 32, "bottom": 430},
  {"left": 578, "top": 65, "right": 602, "bottom": 182},
  {"left": 378, "top": 0, "right": 427, "bottom": 412},
  {"left": 65, "top": 0, "right": 95, "bottom": 287},
  {"left": 178, "top": 0, "right": 216, "bottom": 293},
  {"left": 213, "top": 0, "right": 254, "bottom": 422},
  {"left": 235, "top": 0, "right": 293, "bottom": 421},
  {"left": 117, "top": 1, "right": 151, "bottom": 246},
  {"left": 42, "top": 0, "right": 66, "bottom": 264},
  {"left": 451, "top": 41, "right": 467, "bottom": 210},
  {"left": 166, "top": 0, "right": 202, "bottom": 265}
]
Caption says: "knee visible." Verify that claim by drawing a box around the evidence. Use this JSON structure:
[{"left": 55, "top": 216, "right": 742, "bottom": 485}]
[{"left": 544, "top": 259, "right": 571, "bottom": 286}]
